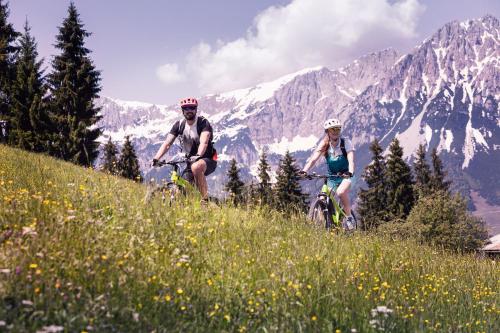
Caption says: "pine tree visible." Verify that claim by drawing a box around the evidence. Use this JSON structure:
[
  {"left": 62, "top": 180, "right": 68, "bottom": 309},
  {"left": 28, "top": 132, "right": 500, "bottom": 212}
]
[
  {"left": 413, "top": 144, "right": 432, "bottom": 197},
  {"left": 357, "top": 139, "right": 388, "bottom": 230},
  {"left": 385, "top": 138, "right": 414, "bottom": 219},
  {"left": 9, "top": 20, "right": 48, "bottom": 151},
  {"left": 117, "top": 136, "right": 142, "bottom": 182},
  {"left": 430, "top": 148, "right": 450, "bottom": 193},
  {"left": 225, "top": 158, "right": 245, "bottom": 205},
  {"left": 257, "top": 151, "right": 272, "bottom": 205},
  {"left": 47, "top": 2, "right": 101, "bottom": 166},
  {"left": 101, "top": 137, "right": 118, "bottom": 174},
  {"left": 273, "top": 151, "right": 307, "bottom": 212},
  {"left": 248, "top": 181, "right": 258, "bottom": 205},
  {"left": 0, "top": 0, "right": 19, "bottom": 133}
]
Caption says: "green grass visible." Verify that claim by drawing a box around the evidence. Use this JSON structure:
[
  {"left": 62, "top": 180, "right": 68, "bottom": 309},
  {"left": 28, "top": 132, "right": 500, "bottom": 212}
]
[{"left": 0, "top": 144, "right": 499, "bottom": 332}]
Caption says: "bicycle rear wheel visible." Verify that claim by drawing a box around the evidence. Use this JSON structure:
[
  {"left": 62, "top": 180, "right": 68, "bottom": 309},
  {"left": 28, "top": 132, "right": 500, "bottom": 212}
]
[{"left": 308, "top": 198, "right": 333, "bottom": 229}]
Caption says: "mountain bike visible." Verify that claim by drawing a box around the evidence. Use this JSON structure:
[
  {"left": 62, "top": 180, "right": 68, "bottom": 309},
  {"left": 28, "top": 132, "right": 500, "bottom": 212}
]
[
  {"left": 144, "top": 155, "right": 192, "bottom": 205},
  {"left": 301, "top": 173, "right": 357, "bottom": 232}
]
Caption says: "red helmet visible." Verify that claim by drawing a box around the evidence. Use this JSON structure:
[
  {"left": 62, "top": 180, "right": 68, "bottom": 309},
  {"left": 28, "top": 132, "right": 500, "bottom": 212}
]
[{"left": 180, "top": 97, "right": 198, "bottom": 108}]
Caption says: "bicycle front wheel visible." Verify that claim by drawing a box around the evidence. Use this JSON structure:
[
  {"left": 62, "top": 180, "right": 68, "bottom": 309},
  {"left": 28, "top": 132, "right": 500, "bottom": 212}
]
[{"left": 308, "top": 198, "right": 333, "bottom": 229}]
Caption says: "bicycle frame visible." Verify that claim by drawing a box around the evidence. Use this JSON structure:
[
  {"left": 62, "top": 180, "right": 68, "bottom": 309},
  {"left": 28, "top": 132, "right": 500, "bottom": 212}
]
[
  {"left": 145, "top": 157, "right": 194, "bottom": 205},
  {"left": 169, "top": 163, "right": 191, "bottom": 189},
  {"left": 319, "top": 181, "right": 347, "bottom": 228}
]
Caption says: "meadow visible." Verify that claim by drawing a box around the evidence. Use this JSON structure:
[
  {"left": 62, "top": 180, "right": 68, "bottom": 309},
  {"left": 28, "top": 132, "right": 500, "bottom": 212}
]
[{"left": 0, "top": 145, "right": 498, "bottom": 332}]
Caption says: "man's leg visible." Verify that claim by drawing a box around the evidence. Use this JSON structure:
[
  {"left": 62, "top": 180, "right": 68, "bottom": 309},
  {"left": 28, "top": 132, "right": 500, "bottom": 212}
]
[
  {"left": 191, "top": 159, "right": 208, "bottom": 199},
  {"left": 336, "top": 179, "right": 351, "bottom": 216}
]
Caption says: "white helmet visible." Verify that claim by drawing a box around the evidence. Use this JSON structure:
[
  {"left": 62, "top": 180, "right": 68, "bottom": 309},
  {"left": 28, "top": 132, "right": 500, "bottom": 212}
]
[{"left": 323, "top": 118, "right": 342, "bottom": 130}]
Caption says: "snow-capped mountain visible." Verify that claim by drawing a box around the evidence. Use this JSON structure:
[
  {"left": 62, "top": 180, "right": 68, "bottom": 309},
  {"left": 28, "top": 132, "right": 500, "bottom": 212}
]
[
  {"left": 97, "top": 15, "right": 499, "bottom": 228},
  {"left": 342, "top": 14, "right": 499, "bottom": 206}
]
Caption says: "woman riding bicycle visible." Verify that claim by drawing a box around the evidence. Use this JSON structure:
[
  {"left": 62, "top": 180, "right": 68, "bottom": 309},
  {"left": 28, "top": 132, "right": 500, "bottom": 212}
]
[{"left": 300, "top": 118, "right": 356, "bottom": 228}]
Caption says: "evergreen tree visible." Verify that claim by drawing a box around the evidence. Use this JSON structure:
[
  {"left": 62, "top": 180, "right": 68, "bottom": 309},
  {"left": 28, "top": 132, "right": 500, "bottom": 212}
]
[
  {"left": 117, "top": 136, "right": 142, "bottom": 182},
  {"left": 9, "top": 20, "right": 48, "bottom": 151},
  {"left": 406, "top": 191, "right": 488, "bottom": 252},
  {"left": 257, "top": 151, "right": 272, "bottom": 205},
  {"left": 248, "top": 181, "right": 258, "bottom": 205},
  {"left": 101, "top": 137, "right": 118, "bottom": 174},
  {"left": 385, "top": 138, "right": 414, "bottom": 219},
  {"left": 47, "top": 3, "right": 101, "bottom": 166},
  {"left": 357, "top": 139, "right": 388, "bottom": 230},
  {"left": 0, "top": 0, "right": 19, "bottom": 130},
  {"left": 413, "top": 144, "right": 432, "bottom": 197},
  {"left": 225, "top": 158, "right": 245, "bottom": 205},
  {"left": 273, "top": 151, "right": 307, "bottom": 212},
  {"left": 430, "top": 148, "right": 450, "bottom": 193}
]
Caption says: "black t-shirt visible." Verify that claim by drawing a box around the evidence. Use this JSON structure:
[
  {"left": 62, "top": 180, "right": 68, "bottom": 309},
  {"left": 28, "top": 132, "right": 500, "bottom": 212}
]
[{"left": 169, "top": 116, "right": 215, "bottom": 159}]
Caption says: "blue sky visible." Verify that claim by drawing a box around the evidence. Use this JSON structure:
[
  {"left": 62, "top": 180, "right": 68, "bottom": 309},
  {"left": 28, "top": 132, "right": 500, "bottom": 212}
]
[{"left": 8, "top": 0, "right": 500, "bottom": 105}]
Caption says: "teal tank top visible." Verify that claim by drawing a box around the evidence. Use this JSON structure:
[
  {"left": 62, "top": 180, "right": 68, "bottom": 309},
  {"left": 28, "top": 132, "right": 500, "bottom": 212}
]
[{"left": 325, "top": 144, "right": 349, "bottom": 189}]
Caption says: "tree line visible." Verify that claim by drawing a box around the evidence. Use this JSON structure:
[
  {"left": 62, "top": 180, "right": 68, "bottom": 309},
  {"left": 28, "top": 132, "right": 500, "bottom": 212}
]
[
  {"left": 225, "top": 151, "right": 308, "bottom": 213},
  {"left": 0, "top": 1, "right": 141, "bottom": 181},
  {"left": 358, "top": 138, "right": 488, "bottom": 252},
  {"left": 225, "top": 139, "right": 488, "bottom": 252}
]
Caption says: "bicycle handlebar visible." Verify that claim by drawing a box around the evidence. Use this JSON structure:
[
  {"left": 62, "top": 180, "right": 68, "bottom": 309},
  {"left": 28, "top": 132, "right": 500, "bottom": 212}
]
[
  {"left": 299, "top": 172, "right": 350, "bottom": 180},
  {"left": 154, "top": 157, "right": 189, "bottom": 167}
]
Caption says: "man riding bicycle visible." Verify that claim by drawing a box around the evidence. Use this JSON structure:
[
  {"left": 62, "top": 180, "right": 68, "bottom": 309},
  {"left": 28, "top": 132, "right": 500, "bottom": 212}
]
[
  {"left": 300, "top": 118, "right": 356, "bottom": 229},
  {"left": 152, "top": 97, "right": 217, "bottom": 202}
]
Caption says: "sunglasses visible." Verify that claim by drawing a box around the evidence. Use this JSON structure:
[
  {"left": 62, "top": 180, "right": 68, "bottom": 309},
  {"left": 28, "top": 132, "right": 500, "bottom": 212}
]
[
  {"left": 182, "top": 106, "right": 197, "bottom": 112},
  {"left": 326, "top": 127, "right": 341, "bottom": 133}
]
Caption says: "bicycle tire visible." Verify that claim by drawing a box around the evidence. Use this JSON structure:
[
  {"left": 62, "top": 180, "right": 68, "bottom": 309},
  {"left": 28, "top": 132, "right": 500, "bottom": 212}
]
[
  {"left": 351, "top": 212, "right": 358, "bottom": 230},
  {"left": 144, "top": 182, "right": 157, "bottom": 204},
  {"left": 308, "top": 198, "right": 333, "bottom": 229}
]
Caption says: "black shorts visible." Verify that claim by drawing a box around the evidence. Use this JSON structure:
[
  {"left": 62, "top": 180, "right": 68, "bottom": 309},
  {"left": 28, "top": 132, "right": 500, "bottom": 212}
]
[{"left": 181, "top": 158, "right": 217, "bottom": 183}]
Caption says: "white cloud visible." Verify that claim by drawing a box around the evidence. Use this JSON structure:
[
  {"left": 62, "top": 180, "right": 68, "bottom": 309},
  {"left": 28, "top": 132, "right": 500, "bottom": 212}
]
[
  {"left": 156, "top": 63, "right": 185, "bottom": 84},
  {"left": 158, "top": 0, "right": 425, "bottom": 94}
]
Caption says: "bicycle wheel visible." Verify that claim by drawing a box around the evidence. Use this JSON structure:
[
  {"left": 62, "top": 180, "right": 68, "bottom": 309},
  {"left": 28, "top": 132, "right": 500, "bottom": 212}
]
[
  {"left": 351, "top": 212, "right": 358, "bottom": 230},
  {"left": 308, "top": 198, "right": 333, "bottom": 229},
  {"left": 144, "top": 182, "right": 159, "bottom": 204}
]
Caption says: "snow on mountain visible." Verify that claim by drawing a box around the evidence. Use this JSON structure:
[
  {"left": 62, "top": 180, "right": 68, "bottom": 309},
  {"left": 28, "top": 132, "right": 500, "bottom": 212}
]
[
  {"left": 266, "top": 134, "right": 320, "bottom": 155},
  {"left": 217, "top": 66, "right": 325, "bottom": 112}
]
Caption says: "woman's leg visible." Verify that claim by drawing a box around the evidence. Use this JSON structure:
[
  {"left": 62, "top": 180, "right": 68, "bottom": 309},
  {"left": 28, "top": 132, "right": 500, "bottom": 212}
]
[{"left": 336, "top": 179, "right": 352, "bottom": 215}]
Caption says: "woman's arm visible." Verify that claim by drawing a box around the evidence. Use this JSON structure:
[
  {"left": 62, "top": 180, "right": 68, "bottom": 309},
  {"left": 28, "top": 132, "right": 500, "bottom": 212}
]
[
  {"left": 347, "top": 151, "right": 355, "bottom": 175},
  {"left": 302, "top": 136, "right": 328, "bottom": 173}
]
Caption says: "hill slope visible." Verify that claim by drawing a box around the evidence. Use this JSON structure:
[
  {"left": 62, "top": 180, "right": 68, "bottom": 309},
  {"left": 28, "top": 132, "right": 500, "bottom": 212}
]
[{"left": 0, "top": 145, "right": 498, "bottom": 332}]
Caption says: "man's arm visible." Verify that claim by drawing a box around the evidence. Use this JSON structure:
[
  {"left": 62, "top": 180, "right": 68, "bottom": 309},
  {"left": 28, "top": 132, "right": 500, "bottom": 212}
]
[
  {"left": 154, "top": 133, "right": 176, "bottom": 160},
  {"left": 196, "top": 131, "right": 211, "bottom": 157}
]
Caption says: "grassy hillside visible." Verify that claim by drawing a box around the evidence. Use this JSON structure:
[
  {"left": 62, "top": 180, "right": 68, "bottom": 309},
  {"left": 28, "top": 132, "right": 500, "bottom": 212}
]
[{"left": 0, "top": 144, "right": 498, "bottom": 332}]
